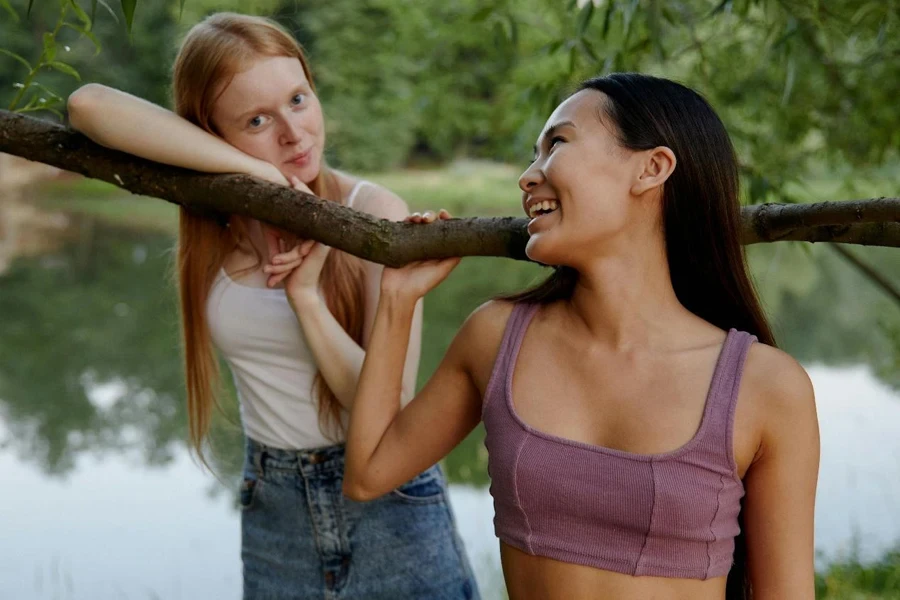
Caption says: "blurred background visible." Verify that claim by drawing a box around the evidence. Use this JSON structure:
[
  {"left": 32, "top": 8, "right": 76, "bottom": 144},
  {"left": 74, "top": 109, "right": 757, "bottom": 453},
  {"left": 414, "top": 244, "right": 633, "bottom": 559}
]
[{"left": 1, "top": 0, "right": 899, "bottom": 598}]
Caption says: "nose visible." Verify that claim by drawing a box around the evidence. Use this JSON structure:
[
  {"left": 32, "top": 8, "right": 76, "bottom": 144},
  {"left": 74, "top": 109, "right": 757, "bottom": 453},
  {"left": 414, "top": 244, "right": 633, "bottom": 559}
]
[
  {"left": 279, "top": 115, "right": 304, "bottom": 146},
  {"left": 518, "top": 161, "right": 544, "bottom": 194}
]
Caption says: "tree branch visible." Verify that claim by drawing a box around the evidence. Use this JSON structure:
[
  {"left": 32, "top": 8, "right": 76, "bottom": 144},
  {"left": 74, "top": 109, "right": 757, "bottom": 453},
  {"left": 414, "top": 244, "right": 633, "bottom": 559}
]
[
  {"left": 1, "top": 109, "right": 899, "bottom": 267},
  {"left": 742, "top": 200, "right": 900, "bottom": 247},
  {"left": 829, "top": 244, "right": 900, "bottom": 305}
]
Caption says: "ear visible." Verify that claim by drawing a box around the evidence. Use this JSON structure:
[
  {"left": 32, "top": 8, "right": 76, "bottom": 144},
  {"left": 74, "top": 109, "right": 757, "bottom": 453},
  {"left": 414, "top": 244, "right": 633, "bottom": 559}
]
[{"left": 631, "top": 146, "right": 676, "bottom": 196}]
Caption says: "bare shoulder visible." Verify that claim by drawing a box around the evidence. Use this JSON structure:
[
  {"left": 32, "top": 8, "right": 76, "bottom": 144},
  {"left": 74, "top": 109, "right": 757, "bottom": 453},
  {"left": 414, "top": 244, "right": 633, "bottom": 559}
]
[
  {"left": 741, "top": 342, "right": 818, "bottom": 452},
  {"left": 743, "top": 343, "right": 815, "bottom": 412},
  {"left": 450, "top": 300, "right": 518, "bottom": 391},
  {"left": 460, "top": 299, "right": 517, "bottom": 341},
  {"left": 350, "top": 181, "right": 409, "bottom": 222}
]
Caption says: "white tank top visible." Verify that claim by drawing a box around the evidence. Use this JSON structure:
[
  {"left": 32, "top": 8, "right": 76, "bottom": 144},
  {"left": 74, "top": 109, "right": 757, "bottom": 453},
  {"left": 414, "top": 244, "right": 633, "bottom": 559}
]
[{"left": 207, "top": 180, "right": 371, "bottom": 450}]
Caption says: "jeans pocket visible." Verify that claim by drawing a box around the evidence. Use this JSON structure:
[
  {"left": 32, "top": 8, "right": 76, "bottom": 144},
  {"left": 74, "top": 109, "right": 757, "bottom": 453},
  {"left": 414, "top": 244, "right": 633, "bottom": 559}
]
[
  {"left": 390, "top": 466, "right": 446, "bottom": 504},
  {"left": 239, "top": 477, "right": 262, "bottom": 511}
]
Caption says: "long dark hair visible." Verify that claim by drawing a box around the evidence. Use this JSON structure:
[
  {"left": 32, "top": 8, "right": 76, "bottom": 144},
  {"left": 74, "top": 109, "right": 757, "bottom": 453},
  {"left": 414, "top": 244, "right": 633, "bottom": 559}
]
[{"left": 506, "top": 73, "right": 773, "bottom": 599}]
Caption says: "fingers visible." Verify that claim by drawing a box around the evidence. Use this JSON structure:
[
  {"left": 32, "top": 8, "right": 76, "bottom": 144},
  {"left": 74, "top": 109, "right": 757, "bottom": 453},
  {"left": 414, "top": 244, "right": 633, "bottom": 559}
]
[
  {"left": 270, "top": 239, "right": 315, "bottom": 265},
  {"left": 264, "top": 259, "right": 303, "bottom": 276},
  {"left": 290, "top": 176, "right": 313, "bottom": 195},
  {"left": 405, "top": 209, "right": 452, "bottom": 224}
]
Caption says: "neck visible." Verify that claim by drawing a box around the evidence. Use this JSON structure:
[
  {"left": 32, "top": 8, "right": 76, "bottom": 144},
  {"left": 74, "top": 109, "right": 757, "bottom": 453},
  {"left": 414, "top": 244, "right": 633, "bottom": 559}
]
[{"left": 565, "top": 228, "right": 697, "bottom": 350}]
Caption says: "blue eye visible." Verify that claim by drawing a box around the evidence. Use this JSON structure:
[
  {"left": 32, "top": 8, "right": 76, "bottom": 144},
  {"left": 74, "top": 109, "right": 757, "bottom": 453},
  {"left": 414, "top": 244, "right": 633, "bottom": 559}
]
[
  {"left": 249, "top": 115, "right": 264, "bottom": 128},
  {"left": 291, "top": 93, "right": 305, "bottom": 106}
]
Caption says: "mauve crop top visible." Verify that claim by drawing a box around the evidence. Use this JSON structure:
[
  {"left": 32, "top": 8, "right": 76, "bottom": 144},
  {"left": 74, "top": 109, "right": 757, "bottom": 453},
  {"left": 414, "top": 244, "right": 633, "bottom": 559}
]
[{"left": 482, "top": 302, "right": 756, "bottom": 579}]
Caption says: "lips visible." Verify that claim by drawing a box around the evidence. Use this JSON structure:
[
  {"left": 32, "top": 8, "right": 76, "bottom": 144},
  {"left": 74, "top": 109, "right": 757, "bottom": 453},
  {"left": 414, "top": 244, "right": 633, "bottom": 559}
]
[
  {"left": 286, "top": 149, "right": 312, "bottom": 166},
  {"left": 524, "top": 197, "right": 561, "bottom": 235},
  {"left": 524, "top": 196, "right": 561, "bottom": 218}
]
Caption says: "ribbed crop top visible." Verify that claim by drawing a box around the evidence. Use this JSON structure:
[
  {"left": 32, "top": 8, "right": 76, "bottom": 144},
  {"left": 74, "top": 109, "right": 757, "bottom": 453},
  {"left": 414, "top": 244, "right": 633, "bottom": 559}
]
[{"left": 482, "top": 302, "right": 756, "bottom": 580}]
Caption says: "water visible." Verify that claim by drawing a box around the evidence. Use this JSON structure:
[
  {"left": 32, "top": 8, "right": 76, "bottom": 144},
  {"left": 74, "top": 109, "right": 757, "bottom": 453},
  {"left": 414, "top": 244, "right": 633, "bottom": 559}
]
[
  {"left": 2, "top": 219, "right": 899, "bottom": 599},
  {"left": 2, "top": 365, "right": 899, "bottom": 599}
]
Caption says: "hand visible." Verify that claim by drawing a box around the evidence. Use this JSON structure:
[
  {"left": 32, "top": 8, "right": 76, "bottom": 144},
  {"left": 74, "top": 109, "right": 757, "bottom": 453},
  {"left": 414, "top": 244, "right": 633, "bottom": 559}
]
[
  {"left": 381, "top": 209, "right": 460, "bottom": 300},
  {"left": 251, "top": 161, "right": 290, "bottom": 187},
  {"left": 263, "top": 177, "right": 332, "bottom": 302}
]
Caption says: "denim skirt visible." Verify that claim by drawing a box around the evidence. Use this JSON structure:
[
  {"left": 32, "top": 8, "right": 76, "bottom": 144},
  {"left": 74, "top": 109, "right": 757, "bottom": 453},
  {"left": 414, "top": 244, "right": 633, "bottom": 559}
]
[{"left": 240, "top": 437, "right": 480, "bottom": 600}]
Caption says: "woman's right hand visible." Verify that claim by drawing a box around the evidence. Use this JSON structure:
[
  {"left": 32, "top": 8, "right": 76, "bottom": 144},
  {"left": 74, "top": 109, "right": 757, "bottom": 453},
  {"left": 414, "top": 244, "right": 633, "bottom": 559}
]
[
  {"left": 381, "top": 209, "right": 460, "bottom": 301},
  {"left": 250, "top": 161, "right": 291, "bottom": 187}
]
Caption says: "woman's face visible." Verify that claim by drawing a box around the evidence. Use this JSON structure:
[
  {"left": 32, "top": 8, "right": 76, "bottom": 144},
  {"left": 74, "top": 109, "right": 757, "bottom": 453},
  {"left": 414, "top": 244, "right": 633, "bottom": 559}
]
[
  {"left": 210, "top": 55, "right": 325, "bottom": 184},
  {"left": 518, "top": 89, "right": 651, "bottom": 267}
]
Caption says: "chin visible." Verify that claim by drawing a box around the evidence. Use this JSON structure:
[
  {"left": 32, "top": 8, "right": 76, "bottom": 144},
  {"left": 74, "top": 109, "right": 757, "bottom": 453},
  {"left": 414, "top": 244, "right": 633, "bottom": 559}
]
[
  {"left": 285, "top": 156, "right": 321, "bottom": 184},
  {"left": 525, "top": 234, "right": 564, "bottom": 267},
  {"left": 287, "top": 166, "right": 318, "bottom": 186}
]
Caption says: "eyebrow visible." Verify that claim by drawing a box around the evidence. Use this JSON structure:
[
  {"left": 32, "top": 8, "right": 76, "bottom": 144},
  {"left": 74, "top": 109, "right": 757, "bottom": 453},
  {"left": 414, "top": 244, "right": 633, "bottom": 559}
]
[
  {"left": 533, "top": 120, "right": 576, "bottom": 156},
  {"left": 233, "top": 85, "right": 307, "bottom": 123}
]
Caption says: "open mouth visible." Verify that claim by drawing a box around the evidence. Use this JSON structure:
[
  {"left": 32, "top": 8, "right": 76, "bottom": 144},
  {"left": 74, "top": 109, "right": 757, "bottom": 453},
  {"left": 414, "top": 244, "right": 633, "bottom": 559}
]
[{"left": 527, "top": 199, "right": 560, "bottom": 219}]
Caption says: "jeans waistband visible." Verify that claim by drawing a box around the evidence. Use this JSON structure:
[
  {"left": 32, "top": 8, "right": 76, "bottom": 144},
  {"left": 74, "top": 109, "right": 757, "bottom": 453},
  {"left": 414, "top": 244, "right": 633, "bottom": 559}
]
[{"left": 246, "top": 437, "right": 346, "bottom": 476}]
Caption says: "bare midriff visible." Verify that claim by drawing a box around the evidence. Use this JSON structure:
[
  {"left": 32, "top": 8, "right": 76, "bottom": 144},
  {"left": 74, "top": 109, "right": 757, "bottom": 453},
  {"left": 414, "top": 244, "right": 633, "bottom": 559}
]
[{"left": 500, "top": 543, "right": 728, "bottom": 600}]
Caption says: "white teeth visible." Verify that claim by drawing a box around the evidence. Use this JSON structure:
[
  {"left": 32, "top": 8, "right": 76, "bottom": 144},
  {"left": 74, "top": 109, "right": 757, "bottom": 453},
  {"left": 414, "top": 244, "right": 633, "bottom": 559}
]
[{"left": 528, "top": 200, "right": 560, "bottom": 218}]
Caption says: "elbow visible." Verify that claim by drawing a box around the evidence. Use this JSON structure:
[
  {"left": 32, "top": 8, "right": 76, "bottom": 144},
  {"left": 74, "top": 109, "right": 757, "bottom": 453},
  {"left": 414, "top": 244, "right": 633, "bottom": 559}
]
[
  {"left": 342, "top": 480, "right": 374, "bottom": 502},
  {"left": 66, "top": 83, "right": 110, "bottom": 132},
  {"left": 341, "top": 470, "right": 384, "bottom": 502}
]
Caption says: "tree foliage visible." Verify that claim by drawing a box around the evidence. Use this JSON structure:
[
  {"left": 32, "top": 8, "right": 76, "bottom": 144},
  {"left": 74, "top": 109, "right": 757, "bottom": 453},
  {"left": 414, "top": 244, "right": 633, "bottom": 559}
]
[{"left": 2, "top": 0, "right": 897, "bottom": 193}]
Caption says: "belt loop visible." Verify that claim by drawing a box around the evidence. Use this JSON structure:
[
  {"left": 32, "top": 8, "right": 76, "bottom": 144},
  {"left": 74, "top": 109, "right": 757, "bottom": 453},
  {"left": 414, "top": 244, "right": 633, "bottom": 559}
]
[{"left": 253, "top": 447, "right": 267, "bottom": 477}]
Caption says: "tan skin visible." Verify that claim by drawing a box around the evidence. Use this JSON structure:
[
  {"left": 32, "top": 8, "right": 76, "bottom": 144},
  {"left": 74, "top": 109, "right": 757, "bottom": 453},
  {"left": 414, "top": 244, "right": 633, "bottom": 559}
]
[{"left": 344, "top": 90, "right": 820, "bottom": 599}]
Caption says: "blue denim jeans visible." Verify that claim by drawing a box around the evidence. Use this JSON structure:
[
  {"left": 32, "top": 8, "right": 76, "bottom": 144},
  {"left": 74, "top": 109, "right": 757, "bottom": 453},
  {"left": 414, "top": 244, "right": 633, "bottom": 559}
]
[{"left": 240, "top": 438, "right": 480, "bottom": 600}]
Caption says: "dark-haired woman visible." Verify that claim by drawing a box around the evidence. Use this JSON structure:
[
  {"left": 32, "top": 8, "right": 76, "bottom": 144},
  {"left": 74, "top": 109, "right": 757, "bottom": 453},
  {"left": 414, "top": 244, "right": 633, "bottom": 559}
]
[{"left": 342, "top": 73, "right": 819, "bottom": 600}]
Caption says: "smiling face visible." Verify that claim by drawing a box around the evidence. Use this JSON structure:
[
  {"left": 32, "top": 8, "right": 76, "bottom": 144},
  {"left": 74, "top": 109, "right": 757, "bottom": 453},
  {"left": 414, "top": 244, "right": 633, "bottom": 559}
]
[
  {"left": 519, "top": 89, "right": 658, "bottom": 267},
  {"left": 210, "top": 55, "right": 325, "bottom": 184}
]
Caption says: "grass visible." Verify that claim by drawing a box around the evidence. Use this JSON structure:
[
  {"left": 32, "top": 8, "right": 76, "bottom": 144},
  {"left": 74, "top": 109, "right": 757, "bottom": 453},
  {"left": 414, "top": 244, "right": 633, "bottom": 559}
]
[
  {"left": 36, "top": 159, "right": 525, "bottom": 234},
  {"left": 365, "top": 159, "right": 523, "bottom": 215},
  {"left": 817, "top": 549, "right": 900, "bottom": 599},
  {"left": 39, "top": 178, "right": 179, "bottom": 232}
]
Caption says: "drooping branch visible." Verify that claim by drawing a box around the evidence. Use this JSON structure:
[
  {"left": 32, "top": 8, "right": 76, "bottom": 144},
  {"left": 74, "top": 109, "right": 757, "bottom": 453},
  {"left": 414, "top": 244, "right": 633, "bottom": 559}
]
[
  {"left": 2, "top": 109, "right": 899, "bottom": 267},
  {"left": 829, "top": 244, "right": 900, "bottom": 305}
]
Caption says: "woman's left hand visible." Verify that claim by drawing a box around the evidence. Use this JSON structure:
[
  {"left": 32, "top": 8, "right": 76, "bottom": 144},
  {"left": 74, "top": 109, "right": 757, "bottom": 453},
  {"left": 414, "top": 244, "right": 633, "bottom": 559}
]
[
  {"left": 263, "top": 176, "right": 332, "bottom": 303},
  {"left": 381, "top": 209, "right": 460, "bottom": 301}
]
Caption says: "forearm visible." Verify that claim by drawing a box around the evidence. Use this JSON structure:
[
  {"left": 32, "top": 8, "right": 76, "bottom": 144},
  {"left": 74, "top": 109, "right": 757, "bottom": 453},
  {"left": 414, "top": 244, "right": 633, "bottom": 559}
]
[
  {"left": 67, "top": 84, "right": 266, "bottom": 176},
  {"left": 344, "top": 291, "right": 416, "bottom": 484},
  {"left": 290, "top": 292, "right": 372, "bottom": 409}
]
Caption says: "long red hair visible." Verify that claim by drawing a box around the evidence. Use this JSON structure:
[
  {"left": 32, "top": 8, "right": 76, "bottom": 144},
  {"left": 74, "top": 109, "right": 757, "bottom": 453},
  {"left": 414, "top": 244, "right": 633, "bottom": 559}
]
[{"left": 172, "top": 13, "right": 365, "bottom": 461}]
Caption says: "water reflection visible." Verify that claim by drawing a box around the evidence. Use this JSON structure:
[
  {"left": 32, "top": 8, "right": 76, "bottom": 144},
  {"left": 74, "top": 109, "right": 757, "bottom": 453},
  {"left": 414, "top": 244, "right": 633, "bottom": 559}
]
[
  {"left": 3, "top": 365, "right": 900, "bottom": 599},
  {"left": 0, "top": 220, "right": 185, "bottom": 475}
]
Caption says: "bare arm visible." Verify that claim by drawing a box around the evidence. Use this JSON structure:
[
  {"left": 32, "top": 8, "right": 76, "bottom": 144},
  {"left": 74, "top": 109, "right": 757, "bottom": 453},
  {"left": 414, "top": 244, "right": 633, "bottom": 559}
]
[
  {"left": 283, "top": 186, "right": 421, "bottom": 408},
  {"left": 742, "top": 346, "right": 819, "bottom": 599},
  {"left": 343, "top": 289, "right": 487, "bottom": 501},
  {"left": 341, "top": 218, "right": 508, "bottom": 500},
  {"left": 66, "top": 84, "right": 282, "bottom": 182}
]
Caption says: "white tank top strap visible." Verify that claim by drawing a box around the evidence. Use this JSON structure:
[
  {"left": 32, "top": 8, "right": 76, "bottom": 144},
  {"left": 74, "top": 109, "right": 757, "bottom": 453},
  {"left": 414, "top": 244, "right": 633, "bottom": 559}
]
[{"left": 346, "top": 180, "right": 373, "bottom": 208}]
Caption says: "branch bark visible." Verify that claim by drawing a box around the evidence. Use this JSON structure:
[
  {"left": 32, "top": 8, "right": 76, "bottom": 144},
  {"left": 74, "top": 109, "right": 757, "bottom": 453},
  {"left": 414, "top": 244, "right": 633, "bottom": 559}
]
[{"left": 2, "top": 109, "right": 899, "bottom": 267}]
